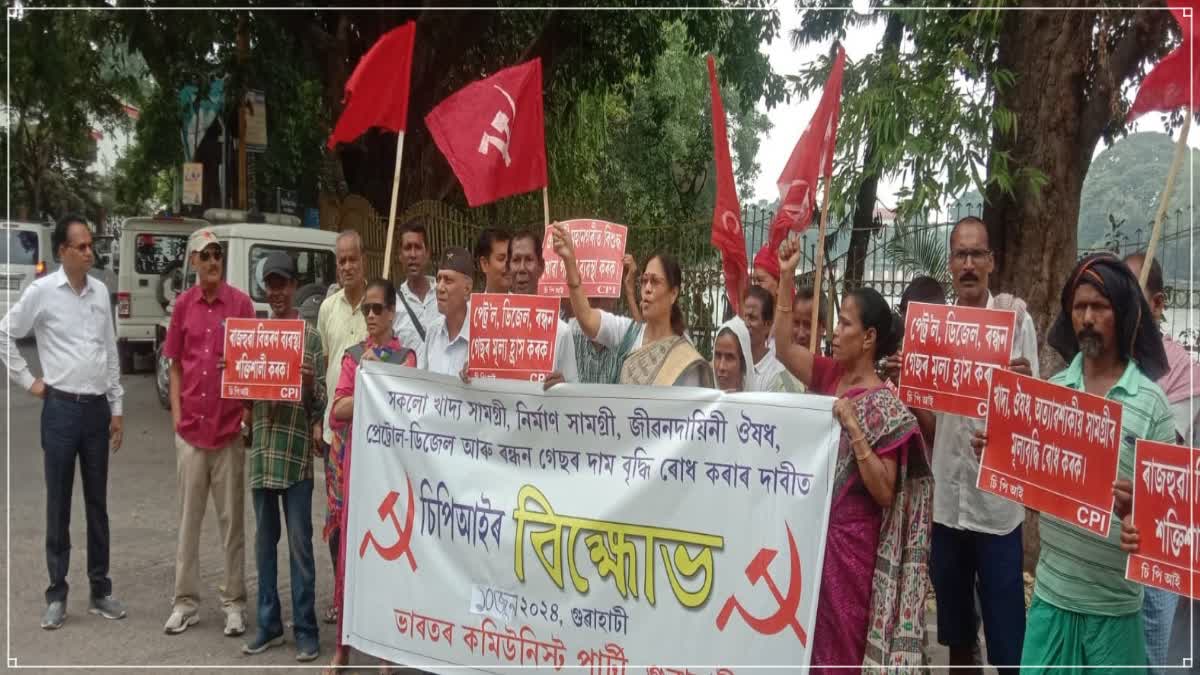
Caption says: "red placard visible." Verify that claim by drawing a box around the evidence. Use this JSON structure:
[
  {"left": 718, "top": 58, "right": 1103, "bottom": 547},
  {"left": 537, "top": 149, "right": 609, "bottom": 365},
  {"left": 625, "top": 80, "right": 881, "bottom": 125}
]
[
  {"left": 978, "top": 369, "right": 1123, "bottom": 537},
  {"left": 1125, "top": 439, "right": 1200, "bottom": 599},
  {"left": 467, "top": 293, "right": 559, "bottom": 382},
  {"left": 222, "top": 318, "right": 306, "bottom": 402},
  {"left": 540, "top": 219, "right": 628, "bottom": 298},
  {"left": 898, "top": 302, "right": 1016, "bottom": 418}
]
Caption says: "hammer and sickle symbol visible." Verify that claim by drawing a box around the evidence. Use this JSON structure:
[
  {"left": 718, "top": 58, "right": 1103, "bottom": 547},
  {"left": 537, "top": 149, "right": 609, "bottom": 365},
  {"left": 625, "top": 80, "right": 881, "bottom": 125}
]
[
  {"left": 478, "top": 84, "right": 517, "bottom": 167},
  {"left": 715, "top": 523, "right": 806, "bottom": 645},
  {"left": 357, "top": 475, "right": 418, "bottom": 571}
]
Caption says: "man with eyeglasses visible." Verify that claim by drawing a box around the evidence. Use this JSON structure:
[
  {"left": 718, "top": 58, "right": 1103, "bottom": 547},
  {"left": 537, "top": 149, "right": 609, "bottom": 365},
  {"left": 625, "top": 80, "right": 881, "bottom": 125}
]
[
  {"left": 162, "top": 228, "right": 256, "bottom": 638},
  {"left": 928, "top": 216, "right": 1038, "bottom": 672},
  {"left": 0, "top": 214, "right": 125, "bottom": 630}
]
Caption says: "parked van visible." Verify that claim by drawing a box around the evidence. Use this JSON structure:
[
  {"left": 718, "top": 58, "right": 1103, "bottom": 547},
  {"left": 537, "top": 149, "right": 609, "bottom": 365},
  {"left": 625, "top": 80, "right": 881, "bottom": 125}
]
[
  {"left": 0, "top": 220, "right": 53, "bottom": 320},
  {"left": 115, "top": 216, "right": 208, "bottom": 372},
  {"left": 153, "top": 212, "right": 337, "bottom": 407}
]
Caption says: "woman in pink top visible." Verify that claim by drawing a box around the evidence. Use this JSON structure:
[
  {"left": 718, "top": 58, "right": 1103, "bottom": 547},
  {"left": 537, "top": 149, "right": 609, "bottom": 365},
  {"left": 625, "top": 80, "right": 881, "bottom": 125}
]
[{"left": 325, "top": 278, "right": 416, "bottom": 674}]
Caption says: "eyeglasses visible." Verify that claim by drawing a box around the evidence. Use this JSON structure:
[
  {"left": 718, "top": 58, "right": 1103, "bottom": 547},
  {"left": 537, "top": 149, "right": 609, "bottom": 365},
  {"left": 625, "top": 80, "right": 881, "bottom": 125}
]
[
  {"left": 198, "top": 248, "right": 223, "bottom": 262},
  {"left": 362, "top": 303, "right": 387, "bottom": 317},
  {"left": 951, "top": 248, "right": 991, "bottom": 264},
  {"left": 64, "top": 242, "right": 93, "bottom": 254}
]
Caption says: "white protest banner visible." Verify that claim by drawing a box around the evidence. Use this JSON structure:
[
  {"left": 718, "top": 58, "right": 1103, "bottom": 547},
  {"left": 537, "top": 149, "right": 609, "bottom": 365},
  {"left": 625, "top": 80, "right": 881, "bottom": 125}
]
[{"left": 343, "top": 363, "right": 838, "bottom": 672}]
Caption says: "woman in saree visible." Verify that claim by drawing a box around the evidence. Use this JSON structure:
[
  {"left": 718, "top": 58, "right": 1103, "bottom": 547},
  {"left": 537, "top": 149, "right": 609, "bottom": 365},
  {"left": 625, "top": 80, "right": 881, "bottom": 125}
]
[
  {"left": 550, "top": 222, "right": 714, "bottom": 388},
  {"left": 772, "top": 238, "right": 933, "bottom": 671},
  {"left": 325, "top": 278, "right": 417, "bottom": 674}
]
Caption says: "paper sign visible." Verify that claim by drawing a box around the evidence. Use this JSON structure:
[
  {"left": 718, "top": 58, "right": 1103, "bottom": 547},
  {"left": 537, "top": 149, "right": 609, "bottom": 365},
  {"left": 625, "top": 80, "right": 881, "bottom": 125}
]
[
  {"left": 244, "top": 90, "right": 268, "bottom": 151},
  {"left": 899, "top": 302, "right": 1016, "bottom": 418},
  {"left": 978, "top": 369, "right": 1123, "bottom": 537},
  {"left": 540, "top": 219, "right": 628, "bottom": 297},
  {"left": 221, "top": 318, "right": 305, "bottom": 401},
  {"left": 1126, "top": 439, "right": 1200, "bottom": 599},
  {"left": 182, "top": 162, "right": 203, "bottom": 205},
  {"left": 467, "top": 293, "right": 559, "bottom": 382}
]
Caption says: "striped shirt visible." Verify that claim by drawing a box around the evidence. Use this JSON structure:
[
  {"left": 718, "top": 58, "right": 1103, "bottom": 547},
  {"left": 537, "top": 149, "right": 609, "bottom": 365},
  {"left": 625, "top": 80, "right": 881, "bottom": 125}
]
[
  {"left": 1034, "top": 354, "right": 1176, "bottom": 616},
  {"left": 249, "top": 322, "right": 326, "bottom": 490}
]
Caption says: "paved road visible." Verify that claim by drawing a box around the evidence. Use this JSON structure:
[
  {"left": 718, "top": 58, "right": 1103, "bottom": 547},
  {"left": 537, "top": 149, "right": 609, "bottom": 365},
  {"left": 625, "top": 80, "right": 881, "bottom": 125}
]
[{"left": 1, "top": 342, "right": 1194, "bottom": 671}]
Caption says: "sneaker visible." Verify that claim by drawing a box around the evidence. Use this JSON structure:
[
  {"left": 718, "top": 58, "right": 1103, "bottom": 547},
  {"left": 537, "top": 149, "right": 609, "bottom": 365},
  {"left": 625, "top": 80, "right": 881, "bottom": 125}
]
[
  {"left": 163, "top": 609, "right": 199, "bottom": 634},
  {"left": 40, "top": 601, "right": 66, "bottom": 630},
  {"left": 241, "top": 631, "right": 284, "bottom": 655},
  {"left": 223, "top": 611, "right": 246, "bottom": 637},
  {"left": 295, "top": 634, "right": 320, "bottom": 662},
  {"left": 88, "top": 595, "right": 127, "bottom": 620}
]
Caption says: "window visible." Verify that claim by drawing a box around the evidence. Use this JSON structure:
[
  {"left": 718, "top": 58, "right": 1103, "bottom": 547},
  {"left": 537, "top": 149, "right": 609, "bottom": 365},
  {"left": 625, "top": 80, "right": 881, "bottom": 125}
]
[
  {"left": 0, "top": 230, "right": 39, "bottom": 265},
  {"left": 134, "top": 234, "right": 188, "bottom": 275},
  {"left": 248, "top": 245, "right": 336, "bottom": 302}
]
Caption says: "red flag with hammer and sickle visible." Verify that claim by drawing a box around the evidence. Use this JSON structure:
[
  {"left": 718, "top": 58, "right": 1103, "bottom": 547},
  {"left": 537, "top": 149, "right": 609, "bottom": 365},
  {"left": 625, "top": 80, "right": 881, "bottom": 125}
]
[
  {"left": 708, "top": 55, "right": 748, "bottom": 315},
  {"left": 1127, "top": 8, "right": 1198, "bottom": 122},
  {"left": 767, "top": 45, "right": 846, "bottom": 252},
  {"left": 425, "top": 58, "right": 548, "bottom": 207}
]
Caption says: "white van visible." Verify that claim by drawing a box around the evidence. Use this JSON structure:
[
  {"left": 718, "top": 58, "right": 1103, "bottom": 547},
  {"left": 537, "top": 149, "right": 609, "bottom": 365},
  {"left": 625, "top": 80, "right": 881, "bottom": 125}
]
[
  {"left": 0, "top": 220, "right": 54, "bottom": 321},
  {"left": 153, "top": 214, "right": 338, "bottom": 407},
  {"left": 115, "top": 216, "right": 208, "bottom": 372}
]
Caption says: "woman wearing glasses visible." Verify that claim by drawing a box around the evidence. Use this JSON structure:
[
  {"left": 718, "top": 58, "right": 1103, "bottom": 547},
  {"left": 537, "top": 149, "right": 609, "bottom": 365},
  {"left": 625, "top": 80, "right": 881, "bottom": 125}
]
[{"left": 324, "top": 278, "right": 416, "bottom": 674}]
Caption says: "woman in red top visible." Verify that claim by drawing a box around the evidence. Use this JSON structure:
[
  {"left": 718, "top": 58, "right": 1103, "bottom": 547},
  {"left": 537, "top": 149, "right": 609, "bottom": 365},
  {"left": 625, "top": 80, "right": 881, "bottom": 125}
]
[
  {"left": 325, "top": 278, "right": 417, "bottom": 674},
  {"left": 772, "top": 238, "right": 933, "bottom": 671}
]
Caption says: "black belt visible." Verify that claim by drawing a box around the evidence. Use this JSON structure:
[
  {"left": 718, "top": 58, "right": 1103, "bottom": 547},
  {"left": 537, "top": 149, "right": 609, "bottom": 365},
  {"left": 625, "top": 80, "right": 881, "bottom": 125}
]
[{"left": 45, "top": 387, "right": 106, "bottom": 404}]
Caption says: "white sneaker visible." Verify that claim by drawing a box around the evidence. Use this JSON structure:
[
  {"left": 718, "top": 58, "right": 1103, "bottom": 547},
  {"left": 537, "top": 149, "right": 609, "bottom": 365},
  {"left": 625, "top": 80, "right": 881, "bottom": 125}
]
[
  {"left": 163, "top": 609, "right": 198, "bottom": 634},
  {"left": 223, "top": 611, "right": 246, "bottom": 637}
]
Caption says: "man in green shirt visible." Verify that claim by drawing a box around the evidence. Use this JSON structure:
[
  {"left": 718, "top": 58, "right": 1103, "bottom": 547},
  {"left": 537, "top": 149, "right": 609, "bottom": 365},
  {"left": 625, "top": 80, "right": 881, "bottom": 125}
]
[
  {"left": 1021, "top": 253, "right": 1174, "bottom": 672},
  {"left": 241, "top": 252, "right": 326, "bottom": 662}
]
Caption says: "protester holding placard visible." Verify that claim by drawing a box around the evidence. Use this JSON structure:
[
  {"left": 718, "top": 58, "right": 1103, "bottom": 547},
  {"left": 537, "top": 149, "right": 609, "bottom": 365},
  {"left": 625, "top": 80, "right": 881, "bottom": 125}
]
[
  {"left": 392, "top": 221, "right": 439, "bottom": 354},
  {"left": 743, "top": 285, "right": 785, "bottom": 391},
  {"left": 552, "top": 223, "right": 714, "bottom": 388},
  {"left": 241, "top": 253, "right": 325, "bottom": 662},
  {"left": 1002, "top": 252, "right": 1174, "bottom": 670},
  {"left": 162, "top": 228, "right": 256, "bottom": 637},
  {"left": 567, "top": 254, "right": 642, "bottom": 384},
  {"left": 921, "top": 216, "right": 1037, "bottom": 671},
  {"left": 423, "top": 248, "right": 475, "bottom": 376},
  {"left": 1124, "top": 252, "right": 1197, "bottom": 673},
  {"left": 507, "top": 229, "right": 578, "bottom": 382},
  {"left": 713, "top": 316, "right": 753, "bottom": 393},
  {"left": 473, "top": 227, "right": 511, "bottom": 293},
  {"left": 327, "top": 277, "right": 418, "bottom": 673},
  {"left": 773, "top": 236, "right": 932, "bottom": 671}
]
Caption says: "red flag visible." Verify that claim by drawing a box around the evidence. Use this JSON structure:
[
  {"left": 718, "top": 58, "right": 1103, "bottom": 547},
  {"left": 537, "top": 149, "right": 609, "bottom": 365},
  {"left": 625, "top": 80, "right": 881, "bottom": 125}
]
[
  {"left": 1127, "top": 8, "right": 1197, "bottom": 122},
  {"left": 327, "top": 22, "right": 416, "bottom": 149},
  {"left": 767, "top": 45, "right": 846, "bottom": 251},
  {"left": 425, "top": 59, "right": 547, "bottom": 207},
  {"left": 707, "top": 55, "right": 748, "bottom": 315}
]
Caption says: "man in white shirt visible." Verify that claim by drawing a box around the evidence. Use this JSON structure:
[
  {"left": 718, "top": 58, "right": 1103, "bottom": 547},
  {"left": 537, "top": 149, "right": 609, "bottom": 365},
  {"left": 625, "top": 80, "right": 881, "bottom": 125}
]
[
  {"left": 423, "top": 248, "right": 474, "bottom": 376},
  {"left": 742, "top": 285, "right": 785, "bottom": 391},
  {"left": 0, "top": 214, "right": 126, "bottom": 629},
  {"left": 507, "top": 230, "right": 578, "bottom": 383},
  {"left": 929, "top": 216, "right": 1037, "bottom": 671},
  {"left": 392, "top": 220, "right": 439, "bottom": 353}
]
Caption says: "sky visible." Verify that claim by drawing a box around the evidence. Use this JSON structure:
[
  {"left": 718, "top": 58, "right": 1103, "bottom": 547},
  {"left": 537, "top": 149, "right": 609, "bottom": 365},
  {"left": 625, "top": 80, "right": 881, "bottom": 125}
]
[{"left": 755, "top": 2, "right": 1197, "bottom": 211}]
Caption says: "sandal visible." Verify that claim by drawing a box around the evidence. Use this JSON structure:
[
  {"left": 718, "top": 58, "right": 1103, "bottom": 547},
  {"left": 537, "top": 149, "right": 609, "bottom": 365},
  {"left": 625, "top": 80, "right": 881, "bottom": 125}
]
[{"left": 323, "top": 605, "right": 339, "bottom": 625}]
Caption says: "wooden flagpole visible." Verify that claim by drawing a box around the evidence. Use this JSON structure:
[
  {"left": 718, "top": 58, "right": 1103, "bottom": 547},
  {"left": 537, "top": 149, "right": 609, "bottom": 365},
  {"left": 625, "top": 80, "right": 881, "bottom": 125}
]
[
  {"left": 808, "top": 173, "right": 834, "bottom": 353},
  {"left": 1140, "top": 109, "right": 1190, "bottom": 290},
  {"left": 542, "top": 186, "right": 551, "bottom": 230},
  {"left": 382, "top": 131, "right": 406, "bottom": 281}
]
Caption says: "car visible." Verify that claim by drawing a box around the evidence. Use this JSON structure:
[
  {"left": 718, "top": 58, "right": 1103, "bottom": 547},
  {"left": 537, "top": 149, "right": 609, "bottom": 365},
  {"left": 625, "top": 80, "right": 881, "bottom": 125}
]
[
  {"left": 115, "top": 216, "right": 210, "bottom": 373},
  {"left": 153, "top": 211, "right": 338, "bottom": 409},
  {"left": 0, "top": 220, "right": 54, "bottom": 324}
]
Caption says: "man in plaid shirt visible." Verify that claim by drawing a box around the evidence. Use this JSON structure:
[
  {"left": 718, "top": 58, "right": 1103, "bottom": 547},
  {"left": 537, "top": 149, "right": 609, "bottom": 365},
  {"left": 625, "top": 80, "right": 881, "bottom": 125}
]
[{"left": 241, "top": 252, "right": 326, "bottom": 662}]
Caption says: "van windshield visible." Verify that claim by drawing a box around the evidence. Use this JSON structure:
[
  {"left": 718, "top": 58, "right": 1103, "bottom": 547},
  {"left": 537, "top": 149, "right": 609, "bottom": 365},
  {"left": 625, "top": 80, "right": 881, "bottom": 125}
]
[
  {"left": 135, "top": 234, "right": 188, "bottom": 274},
  {"left": 0, "top": 229, "right": 39, "bottom": 265}
]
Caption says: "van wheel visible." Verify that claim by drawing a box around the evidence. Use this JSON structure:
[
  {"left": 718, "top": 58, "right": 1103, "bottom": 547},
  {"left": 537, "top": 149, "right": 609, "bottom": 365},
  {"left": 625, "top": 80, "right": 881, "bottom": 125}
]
[
  {"left": 155, "top": 345, "right": 171, "bottom": 410},
  {"left": 157, "top": 261, "right": 185, "bottom": 311},
  {"left": 295, "top": 283, "right": 326, "bottom": 326},
  {"left": 118, "top": 343, "right": 136, "bottom": 375}
]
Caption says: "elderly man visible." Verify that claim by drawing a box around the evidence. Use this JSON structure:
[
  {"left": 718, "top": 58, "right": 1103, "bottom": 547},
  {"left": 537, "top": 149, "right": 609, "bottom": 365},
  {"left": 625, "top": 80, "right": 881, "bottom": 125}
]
[
  {"left": 0, "top": 214, "right": 125, "bottom": 629},
  {"left": 930, "top": 216, "right": 1038, "bottom": 673},
  {"left": 1010, "top": 253, "right": 1174, "bottom": 670},
  {"left": 474, "top": 227, "right": 512, "bottom": 293},
  {"left": 423, "top": 248, "right": 475, "bottom": 376},
  {"left": 163, "top": 228, "right": 256, "bottom": 636},
  {"left": 742, "top": 285, "right": 785, "bottom": 391},
  {"left": 393, "top": 221, "right": 440, "bottom": 352},
  {"left": 241, "top": 253, "right": 324, "bottom": 662},
  {"left": 766, "top": 286, "right": 827, "bottom": 393},
  {"left": 751, "top": 244, "right": 780, "bottom": 299},
  {"left": 1124, "top": 252, "right": 1198, "bottom": 674},
  {"left": 507, "top": 229, "right": 578, "bottom": 383}
]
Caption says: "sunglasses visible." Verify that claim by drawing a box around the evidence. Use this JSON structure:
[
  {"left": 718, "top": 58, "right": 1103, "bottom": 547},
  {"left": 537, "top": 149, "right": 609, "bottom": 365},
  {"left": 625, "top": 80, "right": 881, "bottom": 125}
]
[
  {"left": 362, "top": 303, "right": 388, "bottom": 317},
  {"left": 198, "top": 248, "right": 223, "bottom": 262}
]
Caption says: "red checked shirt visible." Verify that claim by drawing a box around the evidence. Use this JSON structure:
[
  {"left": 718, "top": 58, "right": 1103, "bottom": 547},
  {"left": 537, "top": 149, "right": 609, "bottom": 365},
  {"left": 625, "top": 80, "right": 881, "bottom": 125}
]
[{"left": 164, "top": 282, "right": 256, "bottom": 450}]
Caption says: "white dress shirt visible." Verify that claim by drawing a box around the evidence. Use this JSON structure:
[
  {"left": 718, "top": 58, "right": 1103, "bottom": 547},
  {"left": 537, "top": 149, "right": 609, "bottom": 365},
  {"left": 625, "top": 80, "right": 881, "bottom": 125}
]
[
  {"left": 749, "top": 345, "right": 787, "bottom": 393},
  {"left": 0, "top": 268, "right": 123, "bottom": 414},
  {"left": 393, "top": 276, "right": 439, "bottom": 352},
  {"left": 931, "top": 293, "right": 1040, "bottom": 534},
  {"left": 423, "top": 302, "right": 579, "bottom": 382}
]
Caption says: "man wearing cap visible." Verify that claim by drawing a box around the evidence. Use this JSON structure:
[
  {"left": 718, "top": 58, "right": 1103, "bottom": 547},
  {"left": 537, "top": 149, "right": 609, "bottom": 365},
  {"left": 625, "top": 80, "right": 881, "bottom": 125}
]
[
  {"left": 241, "top": 253, "right": 325, "bottom": 662},
  {"left": 0, "top": 214, "right": 126, "bottom": 630},
  {"left": 162, "top": 228, "right": 256, "bottom": 637},
  {"left": 423, "top": 248, "right": 475, "bottom": 376},
  {"left": 752, "top": 244, "right": 781, "bottom": 299}
]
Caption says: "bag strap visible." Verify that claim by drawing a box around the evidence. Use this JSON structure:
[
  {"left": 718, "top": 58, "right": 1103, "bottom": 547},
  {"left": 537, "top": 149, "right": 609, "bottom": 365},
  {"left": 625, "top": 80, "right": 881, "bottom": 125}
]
[{"left": 397, "top": 287, "right": 426, "bottom": 342}]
